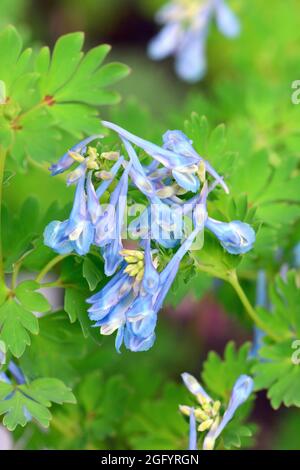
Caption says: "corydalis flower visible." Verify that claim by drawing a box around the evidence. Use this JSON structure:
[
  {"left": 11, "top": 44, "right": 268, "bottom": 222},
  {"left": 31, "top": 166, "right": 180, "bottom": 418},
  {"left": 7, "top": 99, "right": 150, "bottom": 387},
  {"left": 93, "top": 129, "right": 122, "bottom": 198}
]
[
  {"left": 49, "top": 135, "right": 102, "bottom": 176},
  {"left": 148, "top": 0, "right": 240, "bottom": 82},
  {"left": 102, "top": 121, "right": 229, "bottom": 194},
  {"left": 205, "top": 218, "right": 256, "bottom": 255},
  {"left": 87, "top": 186, "right": 208, "bottom": 352},
  {"left": 180, "top": 372, "right": 253, "bottom": 450},
  {"left": 44, "top": 174, "right": 94, "bottom": 256}
]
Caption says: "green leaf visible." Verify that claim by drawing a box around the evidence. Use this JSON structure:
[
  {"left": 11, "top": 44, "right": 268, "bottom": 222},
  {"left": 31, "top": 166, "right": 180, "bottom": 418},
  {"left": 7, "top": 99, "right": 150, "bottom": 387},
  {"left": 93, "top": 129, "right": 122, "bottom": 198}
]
[
  {"left": 253, "top": 340, "right": 300, "bottom": 409},
  {"left": 202, "top": 342, "right": 254, "bottom": 401},
  {"left": 0, "top": 378, "right": 75, "bottom": 431},
  {"left": 0, "top": 299, "right": 39, "bottom": 358},
  {"left": 82, "top": 256, "right": 104, "bottom": 291},
  {"left": 44, "top": 32, "right": 84, "bottom": 95},
  {"left": 15, "top": 280, "right": 50, "bottom": 313},
  {"left": 0, "top": 25, "right": 22, "bottom": 86},
  {"left": 255, "top": 271, "right": 300, "bottom": 342},
  {"left": 20, "top": 313, "right": 87, "bottom": 385}
]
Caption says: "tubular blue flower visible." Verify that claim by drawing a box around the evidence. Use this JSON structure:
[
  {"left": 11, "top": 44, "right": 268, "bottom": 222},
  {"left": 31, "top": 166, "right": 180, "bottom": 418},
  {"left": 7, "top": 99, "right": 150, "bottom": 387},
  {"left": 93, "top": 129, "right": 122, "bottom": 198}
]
[
  {"left": 250, "top": 270, "right": 268, "bottom": 359},
  {"left": 44, "top": 174, "right": 95, "bottom": 256},
  {"left": 148, "top": 0, "right": 240, "bottom": 83},
  {"left": 101, "top": 163, "right": 131, "bottom": 276},
  {"left": 102, "top": 120, "right": 199, "bottom": 169},
  {"left": 203, "top": 375, "right": 254, "bottom": 450},
  {"left": 294, "top": 242, "right": 300, "bottom": 268},
  {"left": 163, "top": 129, "right": 229, "bottom": 193},
  {"left": 49, "top": 135, "right": 102, "bottom": 176},
  {"left": 189, "top": 408, "right": 198, "bottom": 451},
  {"left": 181, "top": 372, "right": 212, "bottom": 402},
  {"left": 181, "top": 372, "right": 253, "bottom": 451},
  {"left": 141, "top": 239, "right": 160, "bottom": 295},
  {"left": 88, "top": 185, "right": 208, "bottom": 353},
  {"left": 102, "top": 121, "right": 229, "bottom": 195},
  {"left": 205, "top": 218, "right": 256, "bottom": 254}
]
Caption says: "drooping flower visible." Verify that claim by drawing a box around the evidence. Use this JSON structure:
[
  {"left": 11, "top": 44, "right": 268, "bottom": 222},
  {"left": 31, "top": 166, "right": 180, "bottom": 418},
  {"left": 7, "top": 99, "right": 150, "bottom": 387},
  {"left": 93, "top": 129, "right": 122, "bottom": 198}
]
[
  {"left": 87, "top": 184, "right": 208, "bottom": 352},
  {"left": 44, "top": 174, "right": 95, "bottom": 256},
  {"left": 205, "top": 218, "right": 256, "bottom": 254},
  {"left": 180, "top": 372, "right": 254, "bottom": 450},
  {"left": 102, "top": 120, "right": 229, "bottom": 194},
  {"left": 101, "top": 162, "right": 132, "bottom": 276},
  {"left": 49, "top": 135, "right": 102, "bottom": 176},
  {"left": 148, "top": 0, "right": 240, "bottom": 83}
]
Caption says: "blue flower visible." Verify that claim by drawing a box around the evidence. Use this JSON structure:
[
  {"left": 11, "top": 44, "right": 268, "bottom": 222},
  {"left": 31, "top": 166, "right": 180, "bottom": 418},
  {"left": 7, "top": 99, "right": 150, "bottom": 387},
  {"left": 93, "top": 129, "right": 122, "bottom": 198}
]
[
  {"left": 148, "top": 0, "right": 240, "bottom": 83},
  {"left": 203, "top": 374, "right": 253, "bottom": 450},
  {"left": 294, "top": 242, "right": 300, "bottom": 268},
  {"left": 180, "top": 372, "right": 253, "bottom": 451},
  {"left": 0, "top": 361, "right": 25, "bottom": 385},
  {"left": 101, "top": 163, "right": 132, "bottom": 277},
  {"left": 44, "top": 174, "right": 94, "bottom": 256},
  {"left": 88, "top": 185, "right": 208, "bottom": 352},
  {"left": 205, "top": 218, "right": 256, "bottom": 254},
  {"left": 102, "top": 120, "right": 199, "bottom": 170},
  {"left": 49, "top": 135, "right": 102, "bottom": 176},
  {"left": 189, "top": 408, "right": 198, "bottom": 451},
  {"left": 250, "top": 270, "right": 268, "bottom": 359}
]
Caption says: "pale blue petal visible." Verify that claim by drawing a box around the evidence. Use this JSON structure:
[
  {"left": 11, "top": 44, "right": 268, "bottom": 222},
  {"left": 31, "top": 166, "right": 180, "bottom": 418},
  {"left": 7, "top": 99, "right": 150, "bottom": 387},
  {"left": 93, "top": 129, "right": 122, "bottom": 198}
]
[
  {"left": 43, "top": 220, "right": 73, "bottom": 254},
  {"left": 172, "top": 169, "right": 200, "bottom": 193},
  {"left": 189, "top": 408, "right": 198, "bottom": 451},
  {"left": 141, "top": 238, "right": 160, "bottom": 295},
  {"left": 87, "top": 172, "right": 101, "bottom": 225},
  {"left": 205, "top": 218, "right": 256, "bottom": 254},
  {"left": 215, "top": 0, "right": 240, "bottom": 38},
  {"left": 203, "top": 375, "right": 253, "bottom": 450},
  {"left": 181, "top": 373, "right": 212, "bottom": 401},
  {"left": 102, "top": 121, "right": 199, "bottom": 169},
  {"left": 148, "top": 23, "right": 182, "bottom": 60},
  {"left": 175, "top": 31, "right": 207, "bottom": 83}
]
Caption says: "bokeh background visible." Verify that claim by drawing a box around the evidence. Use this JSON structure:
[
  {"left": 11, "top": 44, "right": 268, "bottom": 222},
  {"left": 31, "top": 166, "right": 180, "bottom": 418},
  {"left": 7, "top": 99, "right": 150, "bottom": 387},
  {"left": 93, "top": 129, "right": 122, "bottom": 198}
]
[{"left": 1, "top": 0, "right": 300, "bottom": 450}]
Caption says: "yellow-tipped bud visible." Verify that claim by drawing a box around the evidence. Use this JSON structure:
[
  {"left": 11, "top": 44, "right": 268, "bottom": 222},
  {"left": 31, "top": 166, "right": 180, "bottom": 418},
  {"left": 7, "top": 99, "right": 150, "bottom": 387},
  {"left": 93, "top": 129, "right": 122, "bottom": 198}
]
[
  {"left": 101, "top": 151, "right": 120, "bottom": 161},
  {"left": 68, "top": 151, "right": 85, "bottom": 163},
  {"left": 202, "top": 402, "right": 212, "bottom": 413},
  {"left": 156, "top": 186, "right": 176, "bottom": 199},
  {"left": 198, "top": 419, "right": 213, "bottom": 432},
  {"left": 124, "top": 256, "right": 139, "bottom": 264},
  {"left": 212, "top": 400, "right": 221, "bottom": 415},
  {"left": 196, "top": 393, "right": 207, "bottom": 406},
  {"left": 179, "top": 405, "right": 191, "bottom": 417},
  {"left": 194, "top": 409, "right": 209, "bottom": 421},
  {"left": 95, "top": 170, "right": 113, "bottom": 180},
  {"left": 87, "top": 146, "right": 98, "bottom": 160},
  {"left": 120, "top": 249, "right": 144, "bottom": 260},
  {"left": 197, "top": 161, "right": 206, "bottom": 183}
]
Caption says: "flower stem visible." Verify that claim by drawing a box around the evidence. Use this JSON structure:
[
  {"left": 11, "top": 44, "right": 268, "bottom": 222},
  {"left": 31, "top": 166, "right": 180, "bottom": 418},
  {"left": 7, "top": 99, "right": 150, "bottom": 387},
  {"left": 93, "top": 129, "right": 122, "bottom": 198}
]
[
  {"left": 35, "top": 254, "right": 70, "bottom": 284},
  {"left": 228, "top": 270, "right": 280, "bottom": 342}
]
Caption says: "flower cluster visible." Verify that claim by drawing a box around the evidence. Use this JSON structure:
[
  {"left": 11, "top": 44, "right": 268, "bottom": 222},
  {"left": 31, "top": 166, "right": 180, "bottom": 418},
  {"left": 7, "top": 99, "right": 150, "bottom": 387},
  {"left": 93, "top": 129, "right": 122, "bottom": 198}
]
[
  {"left": 148, "top": 0, "right": 240, "bottom": 82},
  {"left": 180, "top": 372, "right": 254, "bottom": 450},
  {"left": 44, "top": 121, "right": 255, "bottom": 352}
]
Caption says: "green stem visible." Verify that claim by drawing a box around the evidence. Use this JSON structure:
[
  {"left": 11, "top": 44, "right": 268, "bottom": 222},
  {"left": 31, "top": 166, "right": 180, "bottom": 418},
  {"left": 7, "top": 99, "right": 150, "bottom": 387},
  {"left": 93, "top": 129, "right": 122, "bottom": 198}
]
[
  {"left": 0, "top": 147, "right": 7, "bottom": 300},
  {"left": 35, "top": 254, "right": 70, "bottom": 284},
  {"left": 228, "top": 271, "right": 280, "bottom": 342}
]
